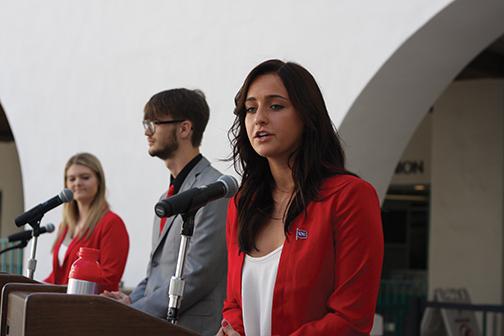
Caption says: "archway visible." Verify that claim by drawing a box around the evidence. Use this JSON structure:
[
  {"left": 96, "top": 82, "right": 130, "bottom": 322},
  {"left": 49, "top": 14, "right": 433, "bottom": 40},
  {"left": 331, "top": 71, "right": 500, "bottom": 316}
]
[
  {"left": 339, "top": 0, "right": 504, "bottom": 200},
  {"left": 0, "top": 101, "right": 24, "bottom": 273},
  {"left": 338, "top": 0, "right": 504, "bottom": 333}
]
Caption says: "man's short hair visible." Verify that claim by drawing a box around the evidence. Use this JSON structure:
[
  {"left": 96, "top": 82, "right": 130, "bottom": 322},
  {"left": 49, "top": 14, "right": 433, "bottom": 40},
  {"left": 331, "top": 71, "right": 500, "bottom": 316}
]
[{"left": 144, "top": 88, "right": 210, "bottom": 147}]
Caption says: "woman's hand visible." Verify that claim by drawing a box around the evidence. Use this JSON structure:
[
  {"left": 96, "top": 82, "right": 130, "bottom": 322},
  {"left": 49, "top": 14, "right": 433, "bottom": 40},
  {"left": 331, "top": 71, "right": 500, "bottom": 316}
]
[{"left": 216, "top": 319, "right": 240, "bottom": 336}]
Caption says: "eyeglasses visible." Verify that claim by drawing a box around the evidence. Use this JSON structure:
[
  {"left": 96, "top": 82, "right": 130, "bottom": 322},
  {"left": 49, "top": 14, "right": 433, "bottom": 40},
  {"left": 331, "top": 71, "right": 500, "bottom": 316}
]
[{"left": 142, "top": 119, "right": 185, "bottom": 133}]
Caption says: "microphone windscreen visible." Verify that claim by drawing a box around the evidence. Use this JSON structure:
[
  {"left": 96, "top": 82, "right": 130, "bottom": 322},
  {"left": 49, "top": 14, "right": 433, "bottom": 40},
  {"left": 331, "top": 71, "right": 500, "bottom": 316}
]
[
  {"left": 218, "top": 175, "right": 239, "bottom": 198},
  {"left": 59, "top": 188, "right": 73, "bottom": 203},
  {"left": 45, "top": 223, "right": 56, "bottom": 233}
]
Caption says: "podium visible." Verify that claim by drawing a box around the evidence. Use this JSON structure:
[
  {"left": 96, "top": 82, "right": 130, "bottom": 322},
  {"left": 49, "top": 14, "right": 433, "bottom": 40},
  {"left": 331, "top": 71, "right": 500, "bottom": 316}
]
[
  {"left": 0, "top": 274, "right": 198, "bottom": 336},
  {"left": 0, "top": 273, "right": 41, "bottom": 336},
  {"left": 0, "top": 274, "right": 37, "bottom": 291}
]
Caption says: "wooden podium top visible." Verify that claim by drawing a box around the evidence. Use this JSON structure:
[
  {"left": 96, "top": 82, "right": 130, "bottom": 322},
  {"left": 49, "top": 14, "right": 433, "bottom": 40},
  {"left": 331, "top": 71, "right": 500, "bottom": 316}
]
[{"left": 0, "top": 274, "right": 199, "bottom": 336}]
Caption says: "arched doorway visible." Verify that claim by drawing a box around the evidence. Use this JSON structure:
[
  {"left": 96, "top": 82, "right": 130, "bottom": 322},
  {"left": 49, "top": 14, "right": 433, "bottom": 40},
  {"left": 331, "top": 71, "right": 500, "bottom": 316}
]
[
  {"left": 339, "top": 0, "right": 504, "bottom": 200},
  {"left": 338, "top": 0, "right": 504, "bottom": 334},
  {"left": 0, "top": 101, "right": 24, "bottom": 273}
]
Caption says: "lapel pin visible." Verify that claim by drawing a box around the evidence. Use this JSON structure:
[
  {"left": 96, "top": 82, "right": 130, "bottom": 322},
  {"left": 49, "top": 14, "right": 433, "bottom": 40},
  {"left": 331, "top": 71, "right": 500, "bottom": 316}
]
[{"left": 296, "top": 228, "right": 308, "bottom": 240}]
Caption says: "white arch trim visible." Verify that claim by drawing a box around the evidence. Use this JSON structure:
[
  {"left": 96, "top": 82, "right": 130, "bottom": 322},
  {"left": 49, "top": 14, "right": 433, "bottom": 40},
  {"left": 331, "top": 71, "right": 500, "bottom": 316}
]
[{"left": 339, "top": 0, "right": 504, "bottom": 201}]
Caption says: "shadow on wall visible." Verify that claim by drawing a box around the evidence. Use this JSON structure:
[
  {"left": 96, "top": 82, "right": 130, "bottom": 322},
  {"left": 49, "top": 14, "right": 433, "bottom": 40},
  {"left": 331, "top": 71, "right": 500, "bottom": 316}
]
[{"left": 0, "top": 101, "right": 24, "bottom": 238}]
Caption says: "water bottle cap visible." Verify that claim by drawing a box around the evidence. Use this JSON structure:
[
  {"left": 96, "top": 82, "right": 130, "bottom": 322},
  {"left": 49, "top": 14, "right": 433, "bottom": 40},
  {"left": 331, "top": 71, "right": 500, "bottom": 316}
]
[{"left": 69, "top": 247, "right": 102, "bottom": 284}]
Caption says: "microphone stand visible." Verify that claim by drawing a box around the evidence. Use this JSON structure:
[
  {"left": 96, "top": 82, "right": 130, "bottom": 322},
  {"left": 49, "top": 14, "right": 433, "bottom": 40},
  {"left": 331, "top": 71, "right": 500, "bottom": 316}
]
[
  {"left": 25, "top": 216, "right": 43, "bottom": 279},
  {"left": 167, "top": 210, "right": 196, "bottom": 324}
]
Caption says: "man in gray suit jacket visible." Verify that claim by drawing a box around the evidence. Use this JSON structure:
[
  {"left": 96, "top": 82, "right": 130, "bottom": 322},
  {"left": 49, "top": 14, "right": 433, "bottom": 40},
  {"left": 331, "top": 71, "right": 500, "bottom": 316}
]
[{"left": 103, "top": 88, "right": 228, "bottom": 335}]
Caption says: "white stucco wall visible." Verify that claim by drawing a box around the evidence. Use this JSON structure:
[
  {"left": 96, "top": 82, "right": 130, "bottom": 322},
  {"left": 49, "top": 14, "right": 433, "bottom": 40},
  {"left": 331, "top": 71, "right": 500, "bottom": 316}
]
[
  {"left": 430, "top": 80, "right": 504, "bottom": 304},
  {"left": 0, "top": 0, "right": 454, "bottom": 286},
  {"left": 390, "top": 113, "right": 431, "bottom": 186},
  {"left": 4, "top": 0, "right": 503, "bottom": 291}
]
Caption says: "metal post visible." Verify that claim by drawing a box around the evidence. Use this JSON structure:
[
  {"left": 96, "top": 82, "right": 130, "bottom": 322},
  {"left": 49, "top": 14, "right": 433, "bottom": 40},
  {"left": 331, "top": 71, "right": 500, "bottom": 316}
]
[
  {"left": 167, "top": 212, "right": 196, "bottom": 324},
  {"left": 25, "top": 219, "right": 41, "bottom": 279},
  {"left": 26, "top": 235, "right": 38, "bottom": 279}
]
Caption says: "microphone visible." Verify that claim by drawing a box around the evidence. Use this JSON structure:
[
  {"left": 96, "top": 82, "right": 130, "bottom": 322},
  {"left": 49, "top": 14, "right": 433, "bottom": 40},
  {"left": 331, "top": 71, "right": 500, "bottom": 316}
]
[
  {"left": 15, "top": 189, "right": 73, "bottom": 227},
  {"left": 8, "top": 223, "right": 56, "bottom": 243},
  {"left": 155, "top": 175, "right": 238, "bottom": 218}
]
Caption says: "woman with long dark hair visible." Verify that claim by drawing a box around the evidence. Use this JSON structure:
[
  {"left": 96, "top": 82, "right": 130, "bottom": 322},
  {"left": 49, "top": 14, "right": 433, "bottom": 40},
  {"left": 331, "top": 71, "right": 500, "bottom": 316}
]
[
  {"left": 44, "top": 152, "right": 129, "bottom": 292},
  {"left": 218, "top": 60, "right": 383, "bottom": 335}
]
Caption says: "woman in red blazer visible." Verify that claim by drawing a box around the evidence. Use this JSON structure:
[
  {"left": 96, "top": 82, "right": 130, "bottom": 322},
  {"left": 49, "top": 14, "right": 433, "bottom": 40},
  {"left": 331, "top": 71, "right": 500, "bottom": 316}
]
[
  {"left": 44, "top": 153, "right": 129, "bottom": 292},
  {"left": 218, "top": 60, "right": 384, "bottom": 336}
]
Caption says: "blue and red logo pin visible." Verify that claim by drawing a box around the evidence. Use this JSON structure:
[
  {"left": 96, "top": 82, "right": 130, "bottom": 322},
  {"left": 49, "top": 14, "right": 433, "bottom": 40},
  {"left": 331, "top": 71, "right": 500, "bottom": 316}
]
[{"left": 296, "top": 228, "right": 308, "bottom": 240}]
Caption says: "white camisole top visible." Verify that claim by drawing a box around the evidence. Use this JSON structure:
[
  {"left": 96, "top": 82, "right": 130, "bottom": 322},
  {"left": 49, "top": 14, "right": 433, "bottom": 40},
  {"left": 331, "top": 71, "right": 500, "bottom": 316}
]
[{"left": 242, "top": 245, "right": 283, "bottom": 336}]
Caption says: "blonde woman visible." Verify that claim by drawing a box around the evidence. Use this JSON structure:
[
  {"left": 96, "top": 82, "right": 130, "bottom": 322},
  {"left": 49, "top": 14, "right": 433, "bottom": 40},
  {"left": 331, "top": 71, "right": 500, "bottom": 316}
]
[{"left": 44, "top": 153, "right": 129, "bottom": 292}]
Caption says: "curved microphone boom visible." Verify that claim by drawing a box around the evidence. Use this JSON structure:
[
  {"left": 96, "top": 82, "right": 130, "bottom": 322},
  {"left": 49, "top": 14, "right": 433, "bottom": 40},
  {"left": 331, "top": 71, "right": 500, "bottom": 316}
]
[
  {"left": 155, "top": 175, "right": 239, "bottom": 218},
  {"left": 8, "top": 223, "right": 56, "bottom": 243},
  {"left": 15, "top": 189, "right": 73, "bottom": 227}
]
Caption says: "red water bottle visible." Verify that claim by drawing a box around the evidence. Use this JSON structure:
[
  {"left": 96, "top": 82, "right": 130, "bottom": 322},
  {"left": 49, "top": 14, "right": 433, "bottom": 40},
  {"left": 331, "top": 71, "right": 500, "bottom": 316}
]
[{"left": 67, "top": 247, "right": 102, "bottom": 294}]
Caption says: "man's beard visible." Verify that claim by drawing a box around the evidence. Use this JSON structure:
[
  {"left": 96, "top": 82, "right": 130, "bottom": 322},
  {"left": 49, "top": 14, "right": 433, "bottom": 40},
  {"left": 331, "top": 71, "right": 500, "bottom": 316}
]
[{"left": 149, "top": 130, "right": 179, "bottom": 160}]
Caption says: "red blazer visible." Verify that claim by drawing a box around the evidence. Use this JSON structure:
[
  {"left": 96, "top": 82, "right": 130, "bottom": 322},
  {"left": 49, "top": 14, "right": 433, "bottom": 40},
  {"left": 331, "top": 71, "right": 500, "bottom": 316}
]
[
  {"left": 44, "top": 211, "right": 129, "bottom": 292},
  {"left": 223, "top": 175, "right": 384, "bottom": 335}
]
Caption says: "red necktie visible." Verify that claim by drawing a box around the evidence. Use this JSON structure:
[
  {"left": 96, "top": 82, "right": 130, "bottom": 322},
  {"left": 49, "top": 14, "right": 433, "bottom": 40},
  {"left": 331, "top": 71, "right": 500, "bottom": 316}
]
[{"left": 159, "top": 184, "right": 175, "bottom": 235}]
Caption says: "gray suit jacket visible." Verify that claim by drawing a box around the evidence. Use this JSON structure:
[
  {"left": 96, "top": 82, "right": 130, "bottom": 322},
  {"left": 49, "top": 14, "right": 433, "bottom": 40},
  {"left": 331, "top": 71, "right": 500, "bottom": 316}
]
[{"left": 129, "top": 157, "right": 228, "bottom": 335}]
